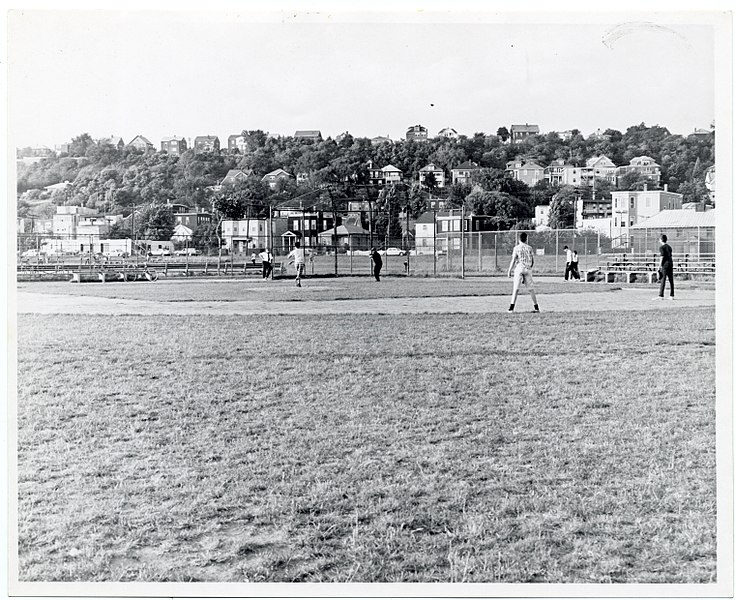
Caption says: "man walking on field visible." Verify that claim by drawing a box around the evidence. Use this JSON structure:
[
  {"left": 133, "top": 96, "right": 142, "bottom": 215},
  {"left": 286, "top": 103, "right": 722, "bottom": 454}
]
[
  {"left": 507, "top": 232, "right": 540, "bottom": 313},
  {"left": 287, "top": 241, "right": 306, "bottom": 287}
]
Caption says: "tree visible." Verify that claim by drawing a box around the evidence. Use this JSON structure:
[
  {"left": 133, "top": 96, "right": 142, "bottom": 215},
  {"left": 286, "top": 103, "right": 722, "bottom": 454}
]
[
  {"left": 422, "top": 171, "right": 438, "bottom": 191},
  {"left": 496, "top": 127, "right": 510, "bottom": 142},
  {"left": 548, "top": 187, "right": 577, "bottom": 229},
  {"left": 191, "top": 220, "right": 221, "bottom": 255},
  {"left": 135, "top": 201, "right": 175, "bottom": 241},
  {"left": 68, "top": 133, "right": 95, "bottom": 157},
  {"left": 374, "top": 184, "right": 403, "bottom": 242},
  {"left": 677, "top": 180, "right": 709, "bottom": 204}
]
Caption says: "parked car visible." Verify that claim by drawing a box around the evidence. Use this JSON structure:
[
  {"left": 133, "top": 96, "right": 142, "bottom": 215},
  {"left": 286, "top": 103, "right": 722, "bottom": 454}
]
[
  {"left": 149, "top": 248, "right": 171, "bottom": 257},
  {"left": 104, "top": 249, "right": 127, "bottom": 258},
  {"left": 21, "top": 249, "right": 40, "bottom": 258},
  {"left": 351, "top": 250, "right": 371, "bottom": 256},
  {"left": 384, "top": 247, "right": 407, "bottom": 256},
  {"left": 174, "top": 248, "right": 199, "bottom": 256}
]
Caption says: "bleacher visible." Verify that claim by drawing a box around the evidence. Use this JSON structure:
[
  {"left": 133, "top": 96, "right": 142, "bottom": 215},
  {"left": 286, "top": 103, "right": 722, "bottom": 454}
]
[{"left": 582, "top": 253, "right": 715, "bottom": 284}]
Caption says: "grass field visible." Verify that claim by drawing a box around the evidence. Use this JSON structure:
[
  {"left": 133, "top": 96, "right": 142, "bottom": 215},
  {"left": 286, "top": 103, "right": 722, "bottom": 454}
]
[{"left": 16, "top": 305, "right": 716, "bottom": 583}]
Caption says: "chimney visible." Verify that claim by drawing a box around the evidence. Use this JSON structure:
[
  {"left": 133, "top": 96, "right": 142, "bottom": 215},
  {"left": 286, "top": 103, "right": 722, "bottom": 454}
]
[
  {"left": 643, "top": 183, "right": 648, "bottom": 192},
  {"left": 663, "top": 183, "right": 668, "bottom": 192}
]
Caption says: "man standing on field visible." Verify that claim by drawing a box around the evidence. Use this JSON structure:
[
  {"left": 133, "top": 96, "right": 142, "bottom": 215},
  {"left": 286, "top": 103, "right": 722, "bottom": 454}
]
[
  {"left": 287, "top": 241, "right": 306, "bottom": 287},
  {"left": 657, "top": 233, "right": 675, "bottom": 299},
  {"left": 507, "top": 232, "right": 540, "bottom": 313}
]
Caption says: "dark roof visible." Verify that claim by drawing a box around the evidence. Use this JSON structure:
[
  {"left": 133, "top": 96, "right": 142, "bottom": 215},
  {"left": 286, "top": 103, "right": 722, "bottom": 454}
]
[
  {"left": 294, "top": 130, "right": 322, "bottom": 138},
  {"left": 415, "top": 212, "right": 435, "bottom": 224},
  {"left": 452, "top": 161, "right": 480, "bottom": 170},
  {"left": 511, "top": 124, "right": 540, "bottom": 133}
]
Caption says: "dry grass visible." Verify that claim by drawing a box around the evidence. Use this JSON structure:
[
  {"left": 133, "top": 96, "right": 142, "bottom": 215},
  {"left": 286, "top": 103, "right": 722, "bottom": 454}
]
[{"left": 16, "top": 308, "right": 716, "bottom": 582}]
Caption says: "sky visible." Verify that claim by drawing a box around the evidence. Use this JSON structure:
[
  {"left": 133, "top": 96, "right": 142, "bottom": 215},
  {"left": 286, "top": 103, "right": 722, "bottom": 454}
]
[{"left": 6, "top": 9, "right": 721, "bottom": 148}]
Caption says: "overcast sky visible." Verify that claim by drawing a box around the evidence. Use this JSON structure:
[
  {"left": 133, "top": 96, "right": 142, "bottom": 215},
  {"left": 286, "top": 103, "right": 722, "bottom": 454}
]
[{"left": 7, "top": 10, "right": 719, "bottom": 148}]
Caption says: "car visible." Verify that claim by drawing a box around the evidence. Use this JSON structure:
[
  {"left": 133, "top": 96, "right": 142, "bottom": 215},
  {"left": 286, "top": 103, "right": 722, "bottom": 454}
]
[
  {"left": 174, "top": 248, "right": 199, "bottom": 256},
  {"left": 383, "top": 247, "right": 407, "bottom": 256},
  {"left": 21, "top": 249, "right": 40, "bottom": 258},
  {"left": 104, "top": 249, "right": 127, "bottom": 258},
  {"left": 149, "top": 248, "right": 172, "bottom": 257},
  {"left": 351, "top": 249, "right": 371, "bottom": 256}
]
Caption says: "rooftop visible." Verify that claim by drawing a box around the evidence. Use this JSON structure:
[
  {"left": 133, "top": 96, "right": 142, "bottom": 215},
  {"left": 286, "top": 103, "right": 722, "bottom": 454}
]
[{"left": 631, "top": 209, "right": 716, "bottom": 229}]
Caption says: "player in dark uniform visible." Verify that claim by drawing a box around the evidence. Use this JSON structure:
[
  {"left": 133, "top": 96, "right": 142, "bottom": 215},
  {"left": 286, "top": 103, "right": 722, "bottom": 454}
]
[{"left": 657, "top": 234, "right": 674, "bottom": 299}]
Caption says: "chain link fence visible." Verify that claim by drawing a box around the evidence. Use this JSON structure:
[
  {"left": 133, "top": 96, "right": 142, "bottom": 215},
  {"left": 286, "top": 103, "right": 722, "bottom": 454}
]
[{"left": 16, "top": 221, "right": 715, "bottom": 279}]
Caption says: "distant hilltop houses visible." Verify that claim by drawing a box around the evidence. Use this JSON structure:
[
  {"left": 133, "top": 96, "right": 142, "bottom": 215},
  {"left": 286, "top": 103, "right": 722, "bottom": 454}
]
[{"left": 17, "top": 122, "right": 715, "bottom": 165}]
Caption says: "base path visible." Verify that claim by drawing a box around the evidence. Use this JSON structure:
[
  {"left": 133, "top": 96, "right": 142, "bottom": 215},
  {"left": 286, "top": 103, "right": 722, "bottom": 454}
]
[{"left": 16, "top": 288, "right": 715, "bottom": 316}]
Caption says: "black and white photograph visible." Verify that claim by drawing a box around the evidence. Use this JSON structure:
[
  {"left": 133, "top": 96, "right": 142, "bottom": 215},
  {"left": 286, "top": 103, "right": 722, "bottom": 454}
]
[{"left": 4, "top": 2, "right": 733, "bottom": 597}]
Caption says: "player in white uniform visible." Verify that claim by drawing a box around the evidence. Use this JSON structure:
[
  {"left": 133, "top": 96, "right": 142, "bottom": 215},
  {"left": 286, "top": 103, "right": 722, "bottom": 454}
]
[
  {"left": 287, "top": 242, "right": 306, "bottom": 287},
  {"left": 507, "top": 232, "right": 540, "bottom": 313}
]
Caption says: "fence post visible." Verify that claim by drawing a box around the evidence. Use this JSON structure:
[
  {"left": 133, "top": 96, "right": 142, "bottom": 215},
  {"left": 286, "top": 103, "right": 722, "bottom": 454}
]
[
  {"left": 555, "top": 229, "right": 559, "bottom": 272},
  {"left": 584, "top": 237, "right": 588, "bottom": 271},
  {"left": 478, "top": 231, "right": 482, "bottom": 272},
  {"left": 433, "top": 210, "right": 437, "bottom": 277},
  {"left": 494, "top": 233, "right": 498, "bottom": 271},
  {"left": 460, "top": 206, "right": 465, "bottom": 279}
]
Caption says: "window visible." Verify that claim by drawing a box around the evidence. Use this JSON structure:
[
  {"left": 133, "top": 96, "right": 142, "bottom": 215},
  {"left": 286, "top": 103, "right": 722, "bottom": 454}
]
[
  {"left": 630, "top": 219, "right": 634, "bottom": 226},
  {"left": 293, "top": 220, "right": 300, "bottom": 231},
  {"left": 630, "top": 198, "right": 635, "bottom": 208}
]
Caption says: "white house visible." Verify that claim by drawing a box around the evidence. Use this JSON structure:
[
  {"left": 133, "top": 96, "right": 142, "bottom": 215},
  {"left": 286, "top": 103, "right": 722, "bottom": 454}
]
[
  {"left": 418, "top": 163, "right": 446, "bottom": 188},
  {"left": 610, "top": 185, "right": 683, "bottom": 241}
]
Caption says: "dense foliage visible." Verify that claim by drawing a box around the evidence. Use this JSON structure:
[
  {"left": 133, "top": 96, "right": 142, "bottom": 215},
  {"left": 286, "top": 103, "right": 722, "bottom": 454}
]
[{"left": 17, "top": 124, "right": 714, "bottom": 235}]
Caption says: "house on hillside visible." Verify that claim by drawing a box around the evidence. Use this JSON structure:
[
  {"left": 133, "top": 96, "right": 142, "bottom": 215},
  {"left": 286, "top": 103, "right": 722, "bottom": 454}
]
[
  {"left": 220, "top": 169, "right": 253, "bottom": 187},
  {"left": 294, "top": 130, "right": 322, "bottom": 142},
  {"left": 227, "top": 134, "right": 248, "bottom": 153},
  {"left": 505, "top": 159, "right": 545, "bottom": 187},
  {"left": 583, "top": 155, "right": 617, "bottom": 185},
  {"left": 418, "top": 163, "right": 446, "bottom": 188},
  {"left": 370, "top": 135, "right": 393, "bottom": 145},
  {"left": 510, "top": 123, "right": 540, "bottom": 143},
  {"left": 128, "top": 135, "right": 154, "bottom": 152},
  {"left": 406, "top": 125, "right": 428, "bottom": 142},
  {"left": 615, "top": 156, "right": 661, "bottom": 187},
  {"left": 261, "top": 168, "right": 294, "bottom": 190},
  {"left": 161, "top": 136, "right": 188, "bottom": 155},
  {"left": 450, "top": 161, "right": 482, "bottom": 185},
  {"left": 436, "top": 127, "right": 459, "bottom": 140},
  {"left": 194, "top": 136, "right": 220, "bottom": 153},
  {"left": 367, "top": 161, "right": 403, "bottom": 187},
  {"left": 544, "top": 159, "right": 568, "bottom": 186},
  {"left": 99, "top": 136, "right": 125, "bottom": 149}
]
